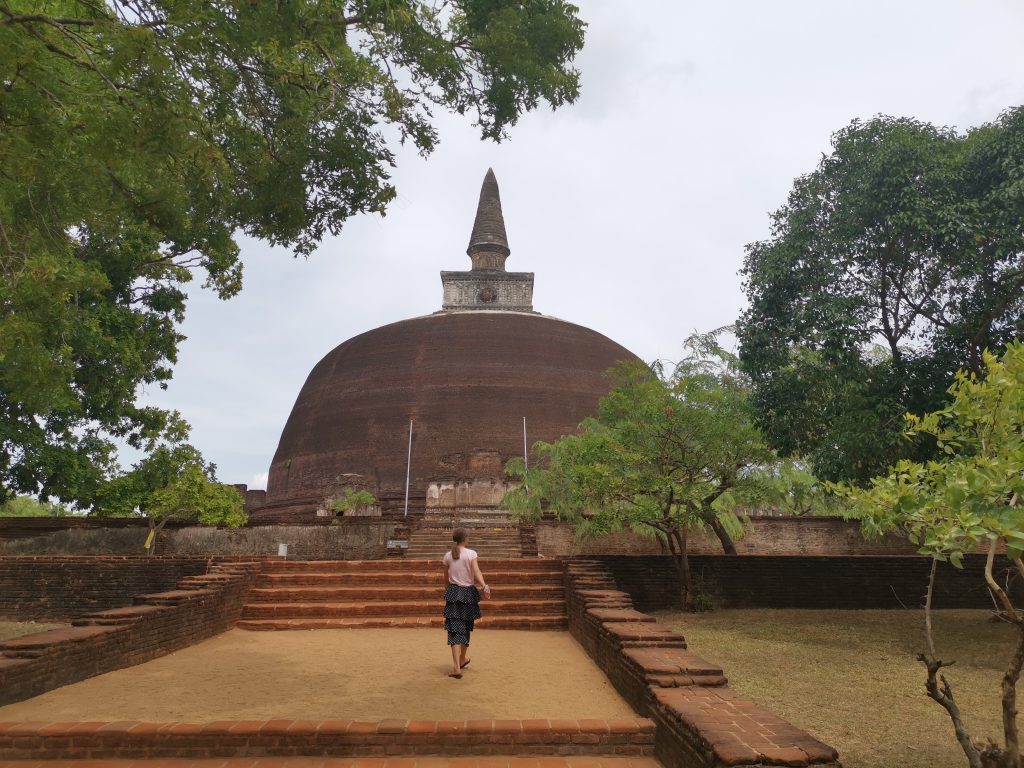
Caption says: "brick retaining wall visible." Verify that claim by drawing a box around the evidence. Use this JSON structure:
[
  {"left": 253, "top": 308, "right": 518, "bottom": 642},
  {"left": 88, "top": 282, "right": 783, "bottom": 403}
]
[
  {"left": 563, "top": 560, "right": 840, "bottom": 768},
  {"left": 0, "top": 560, "right": 261, "bottom": 707},
  {"left": 535, "top": 517, "right": 998, "bottom": 557},
  {"left": 0, "top": 556, "right": 212, "bottom": 620},
  {"left": 595, "top": 554, "right": 1018, "bottom": 611},
  {"left": 0, "top": 719, "right": 655, "bottom": 760},
  {"left": 0, "top": 521, "right": 396, "bottom": 559}
]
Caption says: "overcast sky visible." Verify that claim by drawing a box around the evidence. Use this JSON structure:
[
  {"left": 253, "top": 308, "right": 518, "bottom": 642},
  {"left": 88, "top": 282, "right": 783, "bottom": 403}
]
[{"left": 134, "top": 0, "right": 1024, "bottom": 490}]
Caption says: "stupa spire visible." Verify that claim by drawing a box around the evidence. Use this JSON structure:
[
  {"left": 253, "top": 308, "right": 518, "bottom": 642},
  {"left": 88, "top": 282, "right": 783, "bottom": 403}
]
[{"left": 467, "top": 168, "right": 510, "bottom": 271}]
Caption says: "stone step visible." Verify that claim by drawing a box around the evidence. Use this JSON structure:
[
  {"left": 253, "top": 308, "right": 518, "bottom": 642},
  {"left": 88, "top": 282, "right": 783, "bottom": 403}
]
[
  {"left": 9, "top": 759, "right": 662, "bottom": 767},
  {"left": 236, "top": 614, "right": 569, "bottom": 630},
  {"left": 246, "top": 585, "right": 566, "bottom": 602},
  {"left": 261, "top": 559, "right": 558, "bottom": 572},
  {"left": 403, "top": 551, "right": 522, "bottom": 559},
  {"left": 241, "top": 599, "right": 567, "bottom": 619},
  {"left": 258, "top": 572, "right": 564, "bottom": 587}
]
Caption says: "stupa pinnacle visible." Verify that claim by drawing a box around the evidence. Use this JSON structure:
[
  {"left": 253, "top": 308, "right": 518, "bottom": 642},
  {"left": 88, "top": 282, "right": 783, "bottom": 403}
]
[
  {"left": 467, "top": 168, "right": 510, "bottom": 270},
  {"left": 441, "top": 169, "right": 534, "bottom": 312}
]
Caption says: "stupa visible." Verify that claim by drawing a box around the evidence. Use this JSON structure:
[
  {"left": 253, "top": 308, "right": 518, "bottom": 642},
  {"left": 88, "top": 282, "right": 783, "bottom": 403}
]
[{"left": 254, "top": 170, "right": 639, "bottom": 520}]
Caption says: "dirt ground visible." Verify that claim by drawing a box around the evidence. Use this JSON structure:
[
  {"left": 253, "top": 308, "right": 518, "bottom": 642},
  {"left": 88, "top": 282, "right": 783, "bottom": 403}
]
[
  {"left": 656, "top": 609, "right": 1016, "bottom": 768},
  {"left": 0, "top": 629, "right": 636, "bottom": 722},
  {"left": 0, "top": 620, "right": 65, "bottom": 642}
]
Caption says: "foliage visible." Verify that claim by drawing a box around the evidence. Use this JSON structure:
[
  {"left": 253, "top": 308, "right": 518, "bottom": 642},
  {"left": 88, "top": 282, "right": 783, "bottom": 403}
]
[
  {"left": 768, "top": 460, "right": 853, "bottom": 517},
  {"left": 330, "top": 488, "right": 377, "bottom": 514},
  {"left": 839, "top": 342, "right": 1024, "bottom": 768},
  {"left": 146, "top": 461, "right": 247, "bottom": 528},
  {"left": 0, "top": 0, "right": 586, "bottom": 507},
  {"left": 739, "top": 110, "right": 1024, "bottom": 484},
  {"left": 505, "top": 350, "right": 777, "bottom": 608},
  {"left": 0, "top": 495, "right": 69, "bottom": 517},
  {"left": 841, "top": 342, "right": 1024, "bottom": 565}
]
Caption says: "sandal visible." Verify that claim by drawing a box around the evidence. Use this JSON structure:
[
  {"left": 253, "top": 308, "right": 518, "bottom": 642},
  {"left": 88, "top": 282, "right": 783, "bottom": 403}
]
[
  {"left": 448, "top": 672, "right": 463, "bottom": 679},
  {"left": 460, "top": 659, "right": 471, "bottom": 669}
]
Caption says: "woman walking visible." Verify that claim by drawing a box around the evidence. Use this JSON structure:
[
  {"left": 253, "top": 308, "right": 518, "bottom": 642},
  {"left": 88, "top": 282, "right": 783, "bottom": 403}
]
[{"left": 442, "top": 527, "right": 490, "bottom": 679}]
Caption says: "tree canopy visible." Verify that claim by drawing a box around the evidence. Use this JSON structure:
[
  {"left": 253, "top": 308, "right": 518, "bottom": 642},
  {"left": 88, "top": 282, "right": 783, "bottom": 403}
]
[
  {"left": 0, "top": 0, "right": 585, "bottom": 508},
  {"left": 505, "top": 352, "right": 776, "bottom": 609},
  {"left": 738, "top": 109, "right": 1024, "bottom": 483}
]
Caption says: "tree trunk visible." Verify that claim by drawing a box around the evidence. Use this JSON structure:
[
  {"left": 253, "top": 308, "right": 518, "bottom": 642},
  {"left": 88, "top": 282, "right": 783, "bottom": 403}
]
[
  {"left": 706, "top": 514, "right": 738, "bottom": 555},
  {"left": 145, "top": 518, "right": 168, "bottom": 556},
  {"left": 666, "top": 526, "right": 694, "bottom": 611},
  {"left": 998, "top": 626, "right": 1024, "bottom": 768},
  {"left": 920, "top": 559, "right": 983, "bottom": 768}
]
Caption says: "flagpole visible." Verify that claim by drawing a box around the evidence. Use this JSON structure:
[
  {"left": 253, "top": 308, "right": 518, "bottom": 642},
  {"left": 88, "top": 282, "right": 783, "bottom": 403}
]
[{"left": 403, "top": 420, "right": 413, "bottom": 517}]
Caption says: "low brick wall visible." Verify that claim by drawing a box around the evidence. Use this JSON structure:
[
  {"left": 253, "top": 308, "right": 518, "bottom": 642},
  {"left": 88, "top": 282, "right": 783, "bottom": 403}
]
[
  {"left": 0, "top": 718, "right": 655, "bottom": 760},
  {"left": 0, "top": 556, "right": 212, "bottom": 620},
  {"left": 595, "top": 554, "right": 1018, "bottom": 611},
  {"left": 537, "top": 517, "right": 932, "bottom": 557},
  {"left": 0, "top": 561, "right": 261, "bottom": 707},
  {"left": 0, "top": 521, "right": 396, "bottom": 560},
  {"left": 563, "top": 560, "right": 840, "bottom": 768}
]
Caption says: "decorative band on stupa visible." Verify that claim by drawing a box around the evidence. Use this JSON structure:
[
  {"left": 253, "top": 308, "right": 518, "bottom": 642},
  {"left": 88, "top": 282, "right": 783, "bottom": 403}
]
[{"left": 441, "top": 169, "right": 535, "bottom": 312}]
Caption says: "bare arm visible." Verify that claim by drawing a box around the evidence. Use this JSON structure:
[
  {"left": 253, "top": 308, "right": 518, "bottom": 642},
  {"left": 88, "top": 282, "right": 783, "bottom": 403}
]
[{"left": 471, "top": 558, "right": 487, "bottom": 592}]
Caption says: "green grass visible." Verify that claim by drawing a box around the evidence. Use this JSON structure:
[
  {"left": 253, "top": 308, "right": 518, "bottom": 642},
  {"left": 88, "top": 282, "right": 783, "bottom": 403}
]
[
  {"left": 0, "top": 621, "right": 65, "bottom": 642},
  {"left": 655, "top": 609, "right": 1016, "bottom": 768}
]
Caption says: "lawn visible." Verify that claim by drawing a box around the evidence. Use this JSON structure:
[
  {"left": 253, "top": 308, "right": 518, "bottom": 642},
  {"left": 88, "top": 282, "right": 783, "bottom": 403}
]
[
  {"left": 0, "top": 621, "right": 65, "bottom": 642},
  {"left": 655, "top": 609, "right": 1016, "bottom": 768}
]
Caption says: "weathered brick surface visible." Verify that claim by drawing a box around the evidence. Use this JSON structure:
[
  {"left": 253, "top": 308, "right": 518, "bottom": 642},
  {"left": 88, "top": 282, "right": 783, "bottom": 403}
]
[
  {"left": 597, "top": 553, "right": 1018, "bottom": 610},
  {"left": 0, "top": 719, "right": 655, "bottom": 759},
  {"left": 537, "top": 517, "right": 927, "bottom": 557},
  {"left": 0, "top": 560, "right": 261, "bottom": 707},
  {"left": 564, "top": 559, "right": 840, "bottom": 768},
  {"left": 0, "top": 520, "right": 394, "bottom": 560},
  {"left": 0, "top": 556, "right": 211, "bottom": 619}
]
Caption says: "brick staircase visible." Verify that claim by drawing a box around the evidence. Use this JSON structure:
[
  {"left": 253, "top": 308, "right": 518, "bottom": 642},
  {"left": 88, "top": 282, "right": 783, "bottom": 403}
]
[
  {"left": 237, "top": 558, "right": 567, "bottom": 630},
  {"left": 405, "top": 522, "right": 523, "bottom": 559}
]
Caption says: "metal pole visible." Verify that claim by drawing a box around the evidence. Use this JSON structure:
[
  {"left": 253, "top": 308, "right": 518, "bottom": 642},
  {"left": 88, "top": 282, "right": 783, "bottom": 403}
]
[
  {"left": 523, "top": 416, "right": 528, "bottom": 473},
  {"left": 403, "top": 419, "right": 413, "bottom": 517}
]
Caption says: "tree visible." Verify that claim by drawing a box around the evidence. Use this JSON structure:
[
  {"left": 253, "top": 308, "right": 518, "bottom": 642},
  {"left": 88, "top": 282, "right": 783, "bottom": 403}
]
[
  {"left": 143, "top": 461, "right": 247, "bottom": 554},
  {"left": 738, "top": 110, "right": 1024, "bottom": 484},
  {"left": 330, "top": 488, "right": 376, "bottom": 514},
  {"left": 0, "top": 495, "right": 68, "bottom": 517},
  {"left": 504, "top": 352, "right": 776, "bottom": 610},
  {"left": 0, "top": 0, "right": 586, "bottom": 507},
  {"left": 839, "top": 342, "right": 1024, "bottom": 768}
]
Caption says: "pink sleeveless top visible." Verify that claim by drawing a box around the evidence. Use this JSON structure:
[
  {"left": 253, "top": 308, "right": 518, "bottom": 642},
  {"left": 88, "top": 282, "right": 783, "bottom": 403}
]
[{"left": 443, "top": 547, "right": 478, "bottom": 587}]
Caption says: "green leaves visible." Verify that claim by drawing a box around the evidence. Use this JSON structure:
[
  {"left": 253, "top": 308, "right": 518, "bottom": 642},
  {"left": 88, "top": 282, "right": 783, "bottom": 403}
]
[
  {"left": 840, "top": 342, "right": 1024, "bottom": 563},
  {"left": 739, "top": 111, "right": 1024, "bottom": 484},
  {"left": 504, "top": 351, "right": 776, "bottom": 550},
  {"left": 0, "top": 0, "right": 585, "bottom": 507}
]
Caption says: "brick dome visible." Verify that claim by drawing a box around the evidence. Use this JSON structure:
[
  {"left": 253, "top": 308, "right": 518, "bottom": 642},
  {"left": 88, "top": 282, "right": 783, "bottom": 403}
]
[{"left": 262, "top": 311, "right": 638, "bottom": 513}]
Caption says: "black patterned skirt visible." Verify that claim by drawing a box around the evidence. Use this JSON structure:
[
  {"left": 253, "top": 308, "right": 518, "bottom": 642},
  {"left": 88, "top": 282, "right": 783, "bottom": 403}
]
[{"left": 443, "top": 584, "right": 482, "bottom": 645}]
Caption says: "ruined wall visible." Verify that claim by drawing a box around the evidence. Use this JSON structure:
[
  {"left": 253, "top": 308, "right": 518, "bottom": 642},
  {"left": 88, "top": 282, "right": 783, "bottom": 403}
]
[
  {"left": 536, "top": 517, "right": 926, "bottom": 557},
  {"left": 0, "top": 522, "right": 395, "bottom": 560},
  {"left": 0, "top": 557, "right": 211, "bottom": 620},
  {"left": 597, "top": 554, "right": 1020, "bottom": 611},
  {"left": 0, "top": 561, "right": 260, "bottom": 707}
]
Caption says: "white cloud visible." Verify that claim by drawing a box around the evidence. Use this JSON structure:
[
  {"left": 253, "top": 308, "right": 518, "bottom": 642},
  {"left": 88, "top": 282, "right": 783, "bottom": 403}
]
[{"left": 250, "top": 472, "right": 269, "bottom": 491}]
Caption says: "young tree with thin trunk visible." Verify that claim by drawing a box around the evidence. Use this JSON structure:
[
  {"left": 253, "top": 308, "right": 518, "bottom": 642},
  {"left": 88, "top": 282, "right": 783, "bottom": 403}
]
[
  {"left": 505, "top": 350, "right": 776, "bottom": 610},
  {"left": 841, "top": 342, "right": 1024, "bottom": 768}
]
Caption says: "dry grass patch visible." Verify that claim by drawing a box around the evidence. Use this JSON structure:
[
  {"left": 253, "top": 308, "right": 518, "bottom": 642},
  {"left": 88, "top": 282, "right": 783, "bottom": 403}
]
[
  {"left": 656, "top": 609, "right": 1015, "bottom": 768},
  {"left": 0, "top": 620, "right": 65, "bottom": 642}
]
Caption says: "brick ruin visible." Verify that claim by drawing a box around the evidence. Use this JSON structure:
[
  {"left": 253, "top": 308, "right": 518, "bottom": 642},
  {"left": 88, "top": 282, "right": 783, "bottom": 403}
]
[
  {"left": 0, "top": 554, "right": 842, "bottom": 766},
  {"left": 257, "top": 170, "right": 641, "bottom": 521}
]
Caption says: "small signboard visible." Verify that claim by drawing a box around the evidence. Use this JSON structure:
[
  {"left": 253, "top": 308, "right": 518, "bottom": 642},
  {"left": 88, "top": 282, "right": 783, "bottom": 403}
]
[{"left": 387, "top": 539, "right": 409, "bottom": 549}]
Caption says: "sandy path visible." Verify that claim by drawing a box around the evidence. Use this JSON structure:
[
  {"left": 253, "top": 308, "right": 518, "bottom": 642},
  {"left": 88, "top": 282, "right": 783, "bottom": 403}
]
[{"left": 0, "top": 629, "right": 635, "bottom": 722}]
